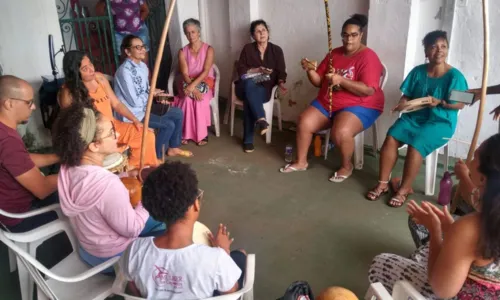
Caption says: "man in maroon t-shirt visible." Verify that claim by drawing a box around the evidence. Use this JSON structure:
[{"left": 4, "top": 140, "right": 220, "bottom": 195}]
[{"left": 0, "top": 75, "right": 60, "bottom": 232}]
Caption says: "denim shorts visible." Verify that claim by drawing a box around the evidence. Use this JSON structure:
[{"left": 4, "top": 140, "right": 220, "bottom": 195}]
[{"left": 311, "top": 99, "right": 381, "bottom": 130}]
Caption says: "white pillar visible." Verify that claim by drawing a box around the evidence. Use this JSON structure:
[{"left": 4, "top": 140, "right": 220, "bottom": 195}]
[
  {"left": 167, "top": 0, "right": 200, "bottom": 69},
  {"left": 366, "top": 0, "right": 413, "bottom": 147},
  {"left": 229, "top": 0, "right": 259, "bottom": 62}
]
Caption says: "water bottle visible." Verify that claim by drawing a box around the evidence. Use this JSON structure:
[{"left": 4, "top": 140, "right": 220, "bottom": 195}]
[
  {"left": 285, "top": 144, "right": 293, "bottom": 163},
  {"left": 438, "top": 171, "right": 454, "bottom": 206}
]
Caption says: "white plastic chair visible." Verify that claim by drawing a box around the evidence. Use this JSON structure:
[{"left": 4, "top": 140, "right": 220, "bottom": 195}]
[
  {"left": 364, "top": 281, "right": 426, "bottom": 300},
  {"left": 223, "top": 61, "right": 282, "bottom": 144},
  {"left": 168, "top": 64, "right": 221, "bottom": 137},
  {"left": 321, "top": 62, "right": 388, "bottom": 170},
  {"left": 112, "top": 254, "right": 256, "bottom": 300},
  {"left": 0, "top": 218, "right": 119, "bottom": 300},
  {"left": 397, "top": 110, "right": 459, "bottom": 196},
  {"left": 0, "top": 204, "right": 63, "bottom": 300}
]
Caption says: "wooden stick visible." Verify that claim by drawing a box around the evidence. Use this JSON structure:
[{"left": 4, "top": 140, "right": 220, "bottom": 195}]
[
  {"left": 323, "top": 0, "right": 334, "bottom": 116},
  {"left": 139, "top": 0, "right": 177, "bottom": 171},
  {"left": 451, "top": 0, "right": 489, "bottom": 212}
]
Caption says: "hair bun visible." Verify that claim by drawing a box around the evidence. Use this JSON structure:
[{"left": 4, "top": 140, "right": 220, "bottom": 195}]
[{"left": 350, "top": 14, "right": 368, "bottom": 28}]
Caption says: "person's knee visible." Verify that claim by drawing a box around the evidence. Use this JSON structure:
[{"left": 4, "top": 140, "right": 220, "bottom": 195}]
[
  {"left": 331, "top": 127, "right": 353, "bottom": 144},
  {"left": 297, "top": 112, "right": 315, "bottom": 133},
  {"left": 169, "top": 107, "right": 184, "bottom": 120},
  {"left": 382, "top": 136, "right": 399, "bottom": 150}
]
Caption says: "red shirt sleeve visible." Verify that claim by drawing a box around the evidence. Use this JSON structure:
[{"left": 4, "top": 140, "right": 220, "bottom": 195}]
[
  {"left": 2, "top": 136, "right": 35, "bottom": 177},
  {"left": 356, "top": 50, "right": 382, "bottom": 89}
]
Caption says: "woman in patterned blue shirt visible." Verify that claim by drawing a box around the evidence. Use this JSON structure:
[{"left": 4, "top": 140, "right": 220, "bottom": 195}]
[{"left": 114, "top": 35, "right": 193, "bottom": 158}]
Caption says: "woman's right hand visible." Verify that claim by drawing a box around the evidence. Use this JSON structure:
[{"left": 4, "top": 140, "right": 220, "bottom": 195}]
[
  {"left": 208, "top": 223, "right": 233, "bottom": 254},
  {"left": 391, "top": 100, "right": 408, "bottom": 113},
  {"left": 301, "top": 58, "right": 316, "bottom": 71},
  {"left": 192, "top": 89, "right": 202, "bottom": 101}
]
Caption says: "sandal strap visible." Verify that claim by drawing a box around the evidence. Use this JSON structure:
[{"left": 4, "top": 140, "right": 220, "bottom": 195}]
[{"left": 378, "top": 180, "right": 390, "bottom": 184}]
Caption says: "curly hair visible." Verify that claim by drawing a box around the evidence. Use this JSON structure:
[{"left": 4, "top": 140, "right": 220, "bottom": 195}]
[
  {"left": 477, "top": 133, "right": 500, "bottom": 260},
  {"left": 342, "top": 14, "right": 368, "bottom": 32},
  {"left": 422, "top": 30, "right": 448, "bottom": 50},
  {"left": 142, "top": 161, "right": 199, "bottom": 225},
  {"left": 62, "top": 50, "right": 94, "bottom": 108},
  {"left": 52, "top": 103, "right": 102, "bottom": 167}
]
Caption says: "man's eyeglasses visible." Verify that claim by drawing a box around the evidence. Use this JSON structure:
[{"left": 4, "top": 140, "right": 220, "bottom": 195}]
[
  {"left": 341, "top": 32, "right": 360, "bottom": 40},
  {"left": 9, "top": 97, "right": 34, "bottom": 107},
  {"left": 128, "top": 45, "right": 149, "bottom": 51}
]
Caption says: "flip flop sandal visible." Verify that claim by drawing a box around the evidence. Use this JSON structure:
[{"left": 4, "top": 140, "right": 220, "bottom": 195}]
[
  {"left": 366, "top": 180, "right": 390, "bottom": 201},
  {"left": 279, "top": 164, "right": 308, "bottom": 173},
  {"left": 388, "top": 193, "right": 409, "bottom": 208},
  {"left": 329, "top": 168, "right": 353, "bottom": 183}
]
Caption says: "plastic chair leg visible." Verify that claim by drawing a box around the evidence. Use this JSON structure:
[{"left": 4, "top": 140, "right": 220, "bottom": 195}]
[
  {"left": 444, "top": 145, "right": 450, "bottom": 172},
  {"left": 9, "top": 248, "right": 17, "bottom": 272},
  {"left": 324, "top": 129, "right": 331, "bottom": 160},
  {"left": 230, "top": 102, "right": 236, "bottom": 137},
  {"left": 372, "top": 122, "right": 379, "bottom": 158},
  {"left": 265, "top": 104, "right": 273, "bottom": 144},
  {"left": 211, "top": 101, "right": 220, "bottom": 137},
  {"left": 276, "top": 101, "right": 282, "bottom": 131},
  {"left": 425, "top": 150, "right": 439, "bottom": 196},
  {"left": 353, "top": 132, "right": 364, "bottom": 170}
]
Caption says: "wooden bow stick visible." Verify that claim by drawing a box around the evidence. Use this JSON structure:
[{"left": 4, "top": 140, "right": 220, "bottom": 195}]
[
  {"left": 139, "top": 0, "right": 177, "bottom": 171},
  {"left": 451, "top": 0, "right": 489, "bottom": 212},
  {"left": 323, "top": 0, "right": 334, "bottom": 116}
]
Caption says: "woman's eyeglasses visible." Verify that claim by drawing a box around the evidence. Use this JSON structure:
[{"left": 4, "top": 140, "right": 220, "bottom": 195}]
[
  {"left": 99, "top": 121, "right": 117, "bottom": 141},
  {"left": 128, "top": 45, "right": 149, "bottom": 51},
  {"left": 9, "top": 97, "right": 34, "bottom": 107},
  {"left": 341, "top": 32, "right": 360, "bottom": 40}
]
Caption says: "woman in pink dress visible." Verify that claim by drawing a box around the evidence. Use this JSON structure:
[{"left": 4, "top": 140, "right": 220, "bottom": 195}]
[{"left": 174, "top": 18, "right": 215, "bottom": 146}]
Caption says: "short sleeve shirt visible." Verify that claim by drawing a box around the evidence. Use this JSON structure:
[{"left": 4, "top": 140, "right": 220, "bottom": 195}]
[
  {"left": 110, "top": 0, "right": 145, "bottom": 34},
  {"left": 119, "top": 238, "right": 242, "bottom": 299},
  {"left": 316, "top": 47, "right": 385, "bottom": 112},
  {"left": 0, "top": 122, "right": 35, "bottom": 226}
]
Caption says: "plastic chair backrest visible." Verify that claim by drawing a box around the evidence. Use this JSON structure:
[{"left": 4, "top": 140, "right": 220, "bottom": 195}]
[
  {"left": 113, "top": 254, "right": 255, "bottom": 300},
  {"left": 168, "top": 64, "right": 220, "bottom": 97},
  {"left": 364, "top": 282, "right": 392, "bottom": 300},
  {"left": 392, "top": 281, "right": 426, "bottom": 300},
  {"left": 0, "top": 219, "right": 119, "bottom": 299},
  {"left": 380, "top": 63, "right": 388, "bottom": 90}
]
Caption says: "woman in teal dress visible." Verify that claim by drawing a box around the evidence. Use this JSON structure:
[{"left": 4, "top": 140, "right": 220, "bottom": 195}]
[{"left": 366, "top": 30, "right": 468, "bottom": 207}]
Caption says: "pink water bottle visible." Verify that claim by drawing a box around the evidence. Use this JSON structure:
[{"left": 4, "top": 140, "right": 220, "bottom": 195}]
[{"left": 438, "top": 171, "right": 454, "bottom": 206}]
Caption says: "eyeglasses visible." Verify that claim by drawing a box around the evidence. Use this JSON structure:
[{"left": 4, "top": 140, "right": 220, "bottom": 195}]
[
  {"left": 341, "top": 32, "right": 360, "bottom": 40},
  {"left": 128, "top": 45, "right": 149, "bottom": 51},
  {"left": 97, "top": 121, "right": 117, "bottom": 141},
  {"left": 197, "top": 189, "right": 204, "bottom": 202},
  {"left": 9, "top": 97, "right": 35, "bottom": 107}
]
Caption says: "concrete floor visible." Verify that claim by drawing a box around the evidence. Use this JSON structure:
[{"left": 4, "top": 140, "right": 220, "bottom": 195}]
[{"left": 0, "top": 122, "right": 442, "bottom": 299}]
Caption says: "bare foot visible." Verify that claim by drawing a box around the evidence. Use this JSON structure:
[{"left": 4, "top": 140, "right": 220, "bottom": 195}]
[{"left": 167, "top": 148, "right": 193, "bottom": 157}]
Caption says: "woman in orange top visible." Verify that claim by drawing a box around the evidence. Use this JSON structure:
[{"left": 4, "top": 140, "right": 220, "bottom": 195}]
[{"left": 58, "top": 50, "right": 157, "bottom": 168}]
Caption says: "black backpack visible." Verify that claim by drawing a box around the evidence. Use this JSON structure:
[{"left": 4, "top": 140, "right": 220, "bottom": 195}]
[{"left": 276, "top": 281, "right": 315, "bottom": 300}]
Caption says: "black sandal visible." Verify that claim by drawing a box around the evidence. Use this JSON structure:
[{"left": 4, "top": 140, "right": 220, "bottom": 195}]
[{"left": 197, "top": 136, "right": 208, "bottom": 146}]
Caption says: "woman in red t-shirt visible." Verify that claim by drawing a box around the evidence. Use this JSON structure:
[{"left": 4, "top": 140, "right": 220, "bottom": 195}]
[{"left": 280, "top": 14, "right": 385, "bottom": 182}]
